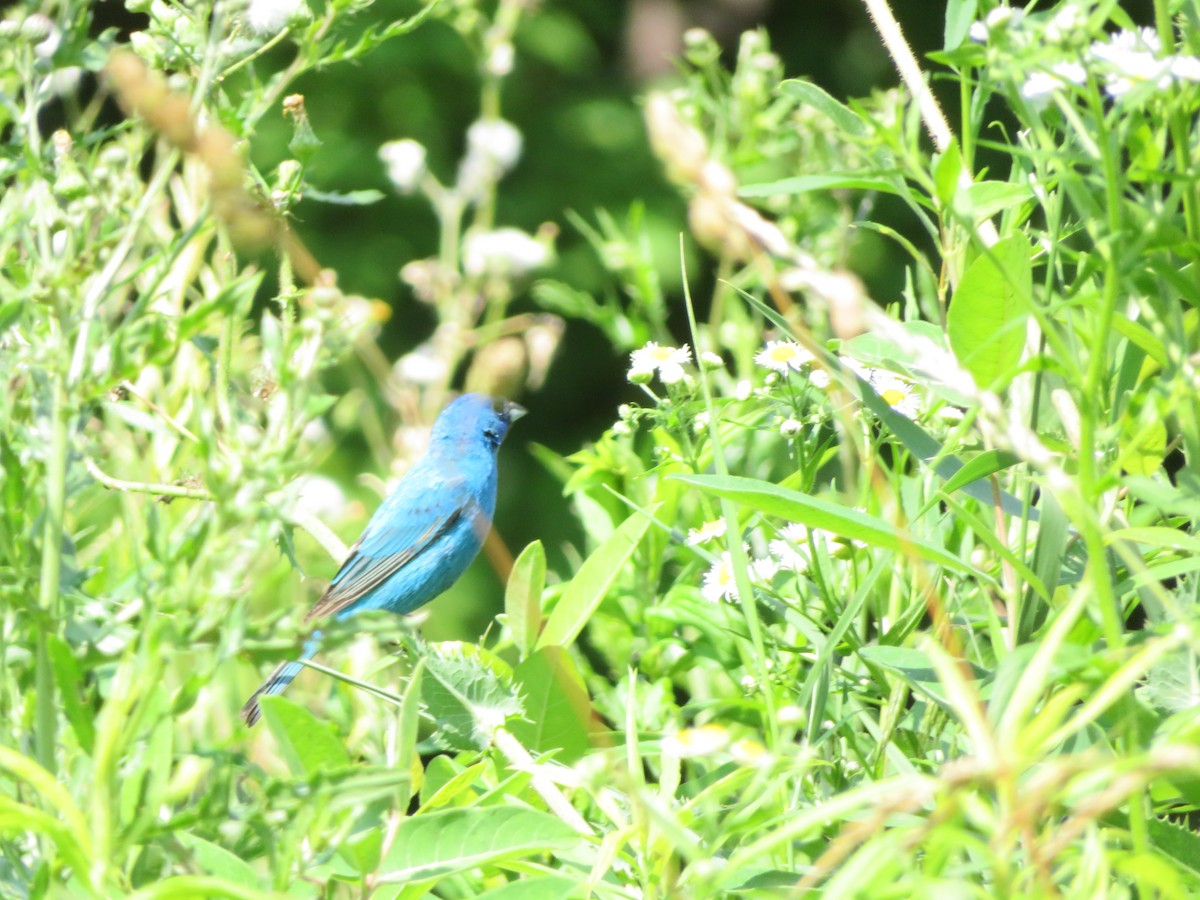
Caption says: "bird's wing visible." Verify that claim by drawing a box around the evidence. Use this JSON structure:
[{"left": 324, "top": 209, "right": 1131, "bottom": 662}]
[{"left": 304, "top": 472, "right": 484, "bottom": 623}]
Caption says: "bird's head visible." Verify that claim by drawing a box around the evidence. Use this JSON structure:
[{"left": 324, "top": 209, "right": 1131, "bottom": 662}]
[{"left": 430, "top": 393, "right": 526, "bottom": 454}]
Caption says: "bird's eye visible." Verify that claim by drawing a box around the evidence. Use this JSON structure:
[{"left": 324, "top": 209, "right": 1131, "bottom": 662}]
[{"left": 484, "top": 427, "right": 499, "bottom": 443}]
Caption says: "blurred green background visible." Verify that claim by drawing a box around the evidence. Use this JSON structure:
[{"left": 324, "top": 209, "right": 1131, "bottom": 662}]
[{"left": 102, "top": 0, "right": 1156, "bottom": 638}]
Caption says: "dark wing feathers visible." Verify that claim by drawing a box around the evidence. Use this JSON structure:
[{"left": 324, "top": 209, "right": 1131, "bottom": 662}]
[
  {"left": 304, "top": 507, "right": 463, "bottom": 622},
  {"left": 303, "top": 470, "right": 475, "bottom": 623}
]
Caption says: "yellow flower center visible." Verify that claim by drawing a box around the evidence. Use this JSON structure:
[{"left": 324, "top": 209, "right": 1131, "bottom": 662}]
[{"left": 881, "top": 389, "right": 906, "bottom": 406}]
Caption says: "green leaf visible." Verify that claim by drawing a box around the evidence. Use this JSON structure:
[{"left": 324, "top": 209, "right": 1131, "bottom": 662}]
[
  {"left": 780, "top": 80, "right": 866, "bottom": 137},
  {"left": 422, "top": 645, "right": 523, "bottom": 751},
  {"left": 946, "top": 234, "right": 1032, "bottom": 387},
  {"left": 259, "top": 696, "right": 350, "bottom": 777},
  {"left": 504, "top": 541, "right": 546, "bottom": 659},
  {"left": 476, "top": 876, "right": 584, "bottom": 900},
  {"left": 510, "top": 646, "right": 592, "bottom": 763},
  {"left": 418, "top": 761, "right": 489, "bottom": 811},
  {"left": 739, "top": 173, "right": 902, "bottom": 199},
  {"left": 940, "top": 450, "right": 1021, "bottom": 495},
  {"left": 944, "top": 0, "right": 978, "bottom": 49},
  {"left": 858, "top": 645, "right": 988, "bottom": 710},
  {"left": 377, "top": 807, "right": 580, "bottom": 884},
  {"left": 1117, "top": 393, "right": 1167, "bottom": 476},
  {"left": 537, "top": 508, "right": 652, "bottom": 650},
  {"left": 934, "top": 141, "right": 963, "bottom": 209},
  {"left": 673, "top": 474, "right": 974, "bottom": 576},
  {"left": 176, "top": 834, "right": 260, "bottom": 889},
  {"left": 963, "top": 181, "right": 1034, "bottom": 220},
  {"left": 302, "top": 187, "right": 386, "bottom": 206},
  {"left": 47, "top": 635, "right": 95, "bottom": 755}
]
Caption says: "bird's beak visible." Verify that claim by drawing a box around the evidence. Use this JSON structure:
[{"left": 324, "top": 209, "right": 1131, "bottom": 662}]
[{"left": 502, "top": 400, "right": 527, "bottom": 422}]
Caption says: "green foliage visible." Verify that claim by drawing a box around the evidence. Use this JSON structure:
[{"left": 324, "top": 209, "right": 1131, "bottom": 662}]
[{"left": 3, "top": 0, "right": 1200, "bottom": 896}]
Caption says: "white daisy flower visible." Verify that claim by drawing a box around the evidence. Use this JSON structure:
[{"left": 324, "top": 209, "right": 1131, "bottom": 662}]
[
  {"left": 628, "top": 342, "right": 692, "bottom": 385},
  {"left": 663, "top": 724, "right": 729, "bottom": 758},
  {"left": 751, "top": 556, "right": 779, "bottom": 583},
  {"left": 755, "top": 340, "right": 814, "bottom": 374},
  {"left": 1052, "top": 61, "right": 1087, "bottom": 85},
  {"left": 1090, "top": 28, "right": 1174, "bottom": 97},
  {"left": 702, "top": 552, "right": 739, "bottom": 603},
  {"left": 686, "top": 518, "right": 727, "bottom": 546},
  {"left": 871, "top": 372, "right": 921, "bottom": 418},
  {"left": 808, "top": 368, "right": 832, "bottom": 389},
  {"left": 730, "top": 738, "right": 771, "bottom": 767},
  {"left": 770, "top": 523, "right": 812, "bottom": 573}
]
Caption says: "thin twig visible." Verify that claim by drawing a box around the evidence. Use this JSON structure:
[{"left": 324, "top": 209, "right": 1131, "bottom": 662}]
[{"left": 84, "top": 457, "right": 212, "bottom": 501}]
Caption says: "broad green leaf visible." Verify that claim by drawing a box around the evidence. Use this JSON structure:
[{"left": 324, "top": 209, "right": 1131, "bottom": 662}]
[
  {"left": 537, "top": 508, "right": 653, "bottom": 650},
  {"left": 964, "top": 180, "right": 1034, "bottom": 220},
  {"left": 176, "top": 834, "right": 260, "bottom": 888},
  {"left": 504, "top": 541, "right": 546, "bottom": 659},
  {"left": 1117, "top": 393, "right": 1167, "bottom": 476},
  {"left": 377, "top": 807, "right": 580, "bottom": 884},
  {"left": 943, "top": 0, "right": 978, "bottom": 49},
  {"left": 510, "top": 646, "right": 593, "bottom": 763},
  {"left": 476, "top": 876, "right": 583, "bottom": 900},
  {"left": 422, "top": 644, "right": 523, "bottom": 751},
  {"left": 946, "top": 234, "right": 1032, "bottom": 387},
  {"left": 673, "top": 474, "right": 974, "bottom": 576},
  {"left": 1145, "top": 818, "right": 1200, "bottom": 879},
  {"left": 1106, "top": 527, "right": 1200, "bottom": 554},
  {"left": 115, "top": 875, "right": 272, "bottom": 899},
  {"left": 259, "top": 696, "right": 350, "bottom": 777}
]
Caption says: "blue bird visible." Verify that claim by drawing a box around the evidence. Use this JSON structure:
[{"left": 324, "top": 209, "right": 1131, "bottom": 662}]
[{"left": 241, "top": 393, "right": 524, "bottom": 726}]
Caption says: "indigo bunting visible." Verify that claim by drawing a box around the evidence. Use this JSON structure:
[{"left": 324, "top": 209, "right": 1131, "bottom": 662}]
[{"left": 241, "top": 393, "right": 525, "bottom": 726}]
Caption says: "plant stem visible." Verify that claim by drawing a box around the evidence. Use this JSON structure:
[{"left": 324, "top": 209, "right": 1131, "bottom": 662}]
[{"left": 34, "top": 368, "right": 69, "bottom": 775}]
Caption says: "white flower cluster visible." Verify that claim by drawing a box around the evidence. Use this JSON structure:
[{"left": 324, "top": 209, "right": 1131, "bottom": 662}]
[
  {"left": 245, "top": 0, "right": 308, "bottom": 36},
  {"left": 463, "top": 228, "right": 548, "bottom": 277},
  {"left": 753, "top": 341, "right": 922, "bottom": 419},
  {"left": 974, "top": 10, "right": 1200, "bottom": 104},
  {"left": 628, "top": 342, "right": 692, "bottom": 385},
  {"left": 701, "top": 550, "right": 778, "bottom": 604},
  {"left": 697, "top": 519, "right": 870, "bottom": 605},
  {"left": 1089, "top": 28, "right": 1200, "bottom": 98}
]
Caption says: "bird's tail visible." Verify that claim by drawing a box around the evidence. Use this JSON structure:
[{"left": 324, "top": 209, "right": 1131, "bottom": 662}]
[{"left": 241, "top": 638, "right": 320, "bottom": 727}]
